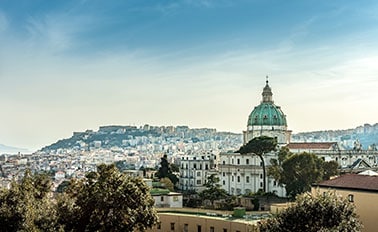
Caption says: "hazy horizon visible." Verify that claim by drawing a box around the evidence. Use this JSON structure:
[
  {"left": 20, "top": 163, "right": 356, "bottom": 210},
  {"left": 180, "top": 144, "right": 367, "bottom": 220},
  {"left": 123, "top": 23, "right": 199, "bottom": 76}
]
[{"left": 1, "top": 1, "right": 378, "bottom": 151}]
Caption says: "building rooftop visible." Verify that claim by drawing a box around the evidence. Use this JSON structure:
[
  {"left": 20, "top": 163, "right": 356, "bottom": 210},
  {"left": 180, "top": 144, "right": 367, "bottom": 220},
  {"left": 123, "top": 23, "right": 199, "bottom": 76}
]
[
  {"left": 157, "top": 208, "right": 270, "bottom": 224},
  {"left": 315, "top": 174, "right": 378, "bottom": 192},
  {"left": 287, "top": 142, "right": 338, "bottom": 150}
]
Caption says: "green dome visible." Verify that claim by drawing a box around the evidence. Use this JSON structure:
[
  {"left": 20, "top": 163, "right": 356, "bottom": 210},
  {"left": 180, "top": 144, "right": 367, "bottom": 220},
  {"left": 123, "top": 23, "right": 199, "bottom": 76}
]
[
  {"left": 248, "top": 103, "right": 287, "bottom": 126},
  {"left": 247, "top": 78, "right": 287, "bottom": 127}
]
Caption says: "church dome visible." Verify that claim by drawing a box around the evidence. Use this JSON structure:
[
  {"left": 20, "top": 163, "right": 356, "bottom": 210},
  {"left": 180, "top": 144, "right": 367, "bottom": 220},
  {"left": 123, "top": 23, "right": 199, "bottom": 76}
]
[
  {"left": 247, "top": 78, "right": 287, "bottom": 127},
  {"left": 248, "top": 103, "right": 287, "bottom": 126}
]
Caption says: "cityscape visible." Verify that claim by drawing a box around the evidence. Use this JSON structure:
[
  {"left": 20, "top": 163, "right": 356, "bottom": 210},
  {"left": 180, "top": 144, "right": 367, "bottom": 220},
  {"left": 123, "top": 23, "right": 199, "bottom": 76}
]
[
  {"left": 1, "top": 1, "right": 378, "bottom": 232},
  {"left": 2, "top": 80, "right": 378, "bottom": 231}
]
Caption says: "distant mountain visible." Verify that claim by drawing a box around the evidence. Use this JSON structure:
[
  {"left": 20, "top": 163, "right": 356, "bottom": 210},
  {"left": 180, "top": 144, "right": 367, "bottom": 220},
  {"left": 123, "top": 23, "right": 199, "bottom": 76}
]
[{"left": 0, "top": 144, "right": 30, "bottom": 154}]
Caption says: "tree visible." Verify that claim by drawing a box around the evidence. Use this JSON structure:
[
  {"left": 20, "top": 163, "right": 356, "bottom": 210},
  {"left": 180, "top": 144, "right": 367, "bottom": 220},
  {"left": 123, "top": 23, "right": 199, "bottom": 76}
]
[
  {"left": 281, "top": 153, "right": 323, "bottom": 197},
  {"left": 199, "top": 174, "right": 228, "bottom": 208},
  {"left": 156, "top": 154, "right": 178, "bottom": 186},
  {"left": 259, "top": 191, "right": 362, "bottom": 232},
  {"left": 269, "top": 147, "right": 291, "bottom": 182},
  {"left": 0, "top": 170, "right": 59, "bottom": 232},
  {"left": 269, "top": 152, "right": 339, "bottom": 198},
  {"left": 323, "top": 160, "right": 339, "bottom": 180},
  {"left": 57, "top": 164, "right": 158, "bottom": 232},
  {"left": 237, "top": 136, "right": 277, "bottom": 193},
  {"left": 160, "top": 177, "right": 174, "bottom": 191},
  {"left": 56, "top": 180, "right": 71, "bottom": 193}
]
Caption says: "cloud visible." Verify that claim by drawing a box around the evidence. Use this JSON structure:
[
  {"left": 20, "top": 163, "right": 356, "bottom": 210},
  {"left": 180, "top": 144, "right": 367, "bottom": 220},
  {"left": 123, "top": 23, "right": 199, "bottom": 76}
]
[
  {"left": 24, "top": 12, "right": 95, "bottom": 53},
  {"left": 183, "top": 0, "right": 234, "bottom": 8},
  {"left": 0, "top": 11, "right": 8, "bottom": 32}
]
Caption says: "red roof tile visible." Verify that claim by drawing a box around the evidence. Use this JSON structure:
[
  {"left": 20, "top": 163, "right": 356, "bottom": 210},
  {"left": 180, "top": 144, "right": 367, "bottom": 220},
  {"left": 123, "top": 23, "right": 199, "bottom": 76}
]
[
  {"left": 286, "top": 142, "right": 337, "bottom": 150},
  {"left": 315, "top": 174, "right": 378, "bottom": 192}
]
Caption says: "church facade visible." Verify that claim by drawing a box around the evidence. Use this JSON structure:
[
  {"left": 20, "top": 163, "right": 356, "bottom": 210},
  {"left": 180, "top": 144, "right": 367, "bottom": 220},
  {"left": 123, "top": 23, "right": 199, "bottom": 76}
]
[{"left": 219, "top": 79, "right": 289, "bottom": 197}]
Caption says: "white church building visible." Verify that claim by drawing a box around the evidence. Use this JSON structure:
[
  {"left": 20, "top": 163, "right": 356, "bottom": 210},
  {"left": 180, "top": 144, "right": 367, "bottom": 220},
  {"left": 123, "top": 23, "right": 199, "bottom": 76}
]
[{"left": 219, "top": 78, "right": 289, "bottom": 197}]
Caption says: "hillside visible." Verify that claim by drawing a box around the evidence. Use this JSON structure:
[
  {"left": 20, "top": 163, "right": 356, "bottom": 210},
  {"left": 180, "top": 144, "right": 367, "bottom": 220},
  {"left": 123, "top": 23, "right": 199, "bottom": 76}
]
[
  {"left": 41, "top": 125, "right": 242, "bottom": 153},
  {"left": 292, "top": 123, "right": 378, "bottom": 150},
  {"left": 40, "top": 123, "right": 378, "bottom": 153}
]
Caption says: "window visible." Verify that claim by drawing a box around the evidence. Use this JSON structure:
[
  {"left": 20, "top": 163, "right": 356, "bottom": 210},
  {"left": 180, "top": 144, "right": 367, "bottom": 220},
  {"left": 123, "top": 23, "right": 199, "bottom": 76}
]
[
  {"left": 205, "top": 164, "right": 209, "bottom": 170},
  {"left": 157, "top": 223, "right": 161, "bottom": 230},
  {"left": 194, "top": 164, "right": 197, "bottom": 169},
  {"left": 173, "top": 196, "right": 178, "bottom": 202},
  {"left": 160, "top": 196, "right": 164, "bottom": 202},
  {"left": 348, "top": 194, "right": 354, "bottom": 202},
  {"left": 237, "top": 159, "right": 240, "bottom": 164},
  {"left": 246, "top": 159, "right": 249, "bottom": 165},
  {"left": 170, "top": 223, "right": 175, "bottom": 230},
  {"left": 197, "top": 180, "right": 201, "bottom": 185},
  {"left": 232, "top": 159, "right": 234, "bottom": 164},
  {"left": 197, "top": 225, "right": 202, "bottom": 232},
  {"left": 223, "top": 229, "right": 227, "bottom": 232},
  {"left": 200, "top": 164, "right": 202, "bottom": 169},
  {"left": 246, "top": 176, "right": 250, "bottom": 183},
  {"left": 222, "top": 172, "right": 225, "bottom": 177},
  {"left": 237, "top": 176, "right": 240, "bottom": 183},
  {"left": 184, "top": 224, "right": 188, "bottom": 232},
  {"left": 260, "top": 182, "right": 263, "bottom": 187},
  {"left": 197, "top": 172, "right": 201, "bottom": 177},
  {"left": 222, "top": 160, "right": 225, "bottom": 164},
  {"left": 232, "top": 176, "right": 234, "bottom": 181},
  {"left": 223, "top": 180, "right": 225, "bottom": 185},
  {"left": 210, "top": 227, "right": 214, "bottom": 232},
  {"left": 260, "top": 174, "right": 263, "bottom": 179}
]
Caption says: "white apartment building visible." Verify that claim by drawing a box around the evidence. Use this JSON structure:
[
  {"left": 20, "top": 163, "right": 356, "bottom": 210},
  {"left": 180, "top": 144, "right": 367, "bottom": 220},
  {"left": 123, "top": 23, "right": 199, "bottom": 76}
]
[{"left": 179, "top": 151, "right": 218, "bottom": 192}]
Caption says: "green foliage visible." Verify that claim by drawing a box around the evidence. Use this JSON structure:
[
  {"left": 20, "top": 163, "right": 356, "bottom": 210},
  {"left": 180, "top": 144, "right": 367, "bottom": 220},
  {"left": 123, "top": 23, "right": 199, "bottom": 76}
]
[
  {"left": 282, "top": 153, "right": 324, "bottom": 198},
  {"left": 199, "top": 174, "right": 228, "bottom": 207},
  {"left": 0, "top": 170, "right": 59, "bottom": 232},
  {"left": 170, "top": 163, "right": 179, "bottom": 172},
  {"left": 237, "top": 136, "right": 277, "bottom": 156},
  {"left": 57, "top": 164, "right": 158, "bottom": 232},
  {"left": 56, "top": 180, "right": 71, "bottom": 193},
  {"left": 160, "top": 177, "right": 174, "bottom": 191},
  {"left": 268, "top": 151, "right": 340, "bottom": 198},
  {"left": 156, "top": 154, "right": 178, "bottom": 186},
  {"left": 323, "top": 160, "right": 340, "bottom": 180},
  {"left": 251, "top": 198, "right": 260, "bottom": 211},
  {"left": 237, "top": 136, "right": 277, "bottom": 192},
  {"left": 259, "top": 191, "right": 362, "bottom": 232}
]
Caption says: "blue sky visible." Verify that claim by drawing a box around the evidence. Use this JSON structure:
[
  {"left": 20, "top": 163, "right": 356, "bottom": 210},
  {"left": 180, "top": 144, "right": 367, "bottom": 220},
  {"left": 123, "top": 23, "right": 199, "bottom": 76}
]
[{"left": 1, "top": 0, "right": 378, "bottom": 151}]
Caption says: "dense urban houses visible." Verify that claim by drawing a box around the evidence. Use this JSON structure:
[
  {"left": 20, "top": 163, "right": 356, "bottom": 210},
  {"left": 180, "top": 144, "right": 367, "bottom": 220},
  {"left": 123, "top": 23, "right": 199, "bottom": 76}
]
[
  {"left": 219, "top": 78, "right": 289, "bottom": 197},
  {"left": 179, "top": 151, "right": 218, "bottom": 192}
]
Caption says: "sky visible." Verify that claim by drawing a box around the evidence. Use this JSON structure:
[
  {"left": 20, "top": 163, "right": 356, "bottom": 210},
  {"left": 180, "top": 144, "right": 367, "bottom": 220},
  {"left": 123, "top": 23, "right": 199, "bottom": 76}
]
[{"left": 1, "top": 0, "right": 378, "bottom": 151}]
